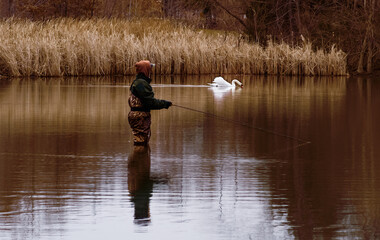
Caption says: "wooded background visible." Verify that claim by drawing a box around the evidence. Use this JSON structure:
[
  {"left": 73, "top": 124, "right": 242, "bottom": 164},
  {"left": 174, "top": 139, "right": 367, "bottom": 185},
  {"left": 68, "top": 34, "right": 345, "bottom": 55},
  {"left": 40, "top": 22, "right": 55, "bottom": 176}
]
[{"left": 0, "top": 0, "right": 379, "bottom": 73}]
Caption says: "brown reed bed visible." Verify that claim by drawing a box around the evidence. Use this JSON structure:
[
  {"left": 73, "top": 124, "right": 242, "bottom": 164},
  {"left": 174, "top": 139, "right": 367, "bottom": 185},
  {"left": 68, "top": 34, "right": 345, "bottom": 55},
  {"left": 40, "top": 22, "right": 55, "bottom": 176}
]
[{"left": 0, "top": 18, "right": 348, "bottom": 77}]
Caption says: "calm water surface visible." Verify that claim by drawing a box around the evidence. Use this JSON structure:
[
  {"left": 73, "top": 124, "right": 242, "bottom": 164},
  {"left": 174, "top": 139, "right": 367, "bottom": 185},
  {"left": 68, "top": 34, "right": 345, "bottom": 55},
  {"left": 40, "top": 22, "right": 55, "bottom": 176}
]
[{"left": 0, "top": 75, "right": 379, "bottom": 239}]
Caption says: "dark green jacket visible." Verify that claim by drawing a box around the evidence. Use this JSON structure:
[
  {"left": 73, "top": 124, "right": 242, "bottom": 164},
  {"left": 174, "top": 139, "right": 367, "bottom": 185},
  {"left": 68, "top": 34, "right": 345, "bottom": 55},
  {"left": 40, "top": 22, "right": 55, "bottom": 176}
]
[{"left": 130, "top": 73, "right": 171, "bottom": 110}]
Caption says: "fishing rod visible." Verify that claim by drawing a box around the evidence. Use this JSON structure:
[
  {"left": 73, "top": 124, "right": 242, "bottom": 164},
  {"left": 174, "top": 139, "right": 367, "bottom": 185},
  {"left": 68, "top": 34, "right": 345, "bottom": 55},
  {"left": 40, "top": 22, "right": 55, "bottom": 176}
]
[{"left": 172, "top": 104, "right": 311, "bottom": 146}]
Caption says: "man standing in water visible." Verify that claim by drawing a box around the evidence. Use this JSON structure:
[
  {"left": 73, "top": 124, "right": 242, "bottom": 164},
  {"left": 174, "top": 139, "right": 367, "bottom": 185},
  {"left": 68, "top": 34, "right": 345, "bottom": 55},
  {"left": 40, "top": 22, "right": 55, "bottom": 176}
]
[{"left": 128, "top": 60, "right": 172, "bottom": 146}]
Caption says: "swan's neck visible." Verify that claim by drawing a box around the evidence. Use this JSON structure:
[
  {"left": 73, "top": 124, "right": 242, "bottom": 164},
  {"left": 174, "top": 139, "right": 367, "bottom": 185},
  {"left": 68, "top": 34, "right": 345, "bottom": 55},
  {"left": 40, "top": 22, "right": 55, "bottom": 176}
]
[{"left": 232, "top": 79, "right": 242, "bottom": 87}]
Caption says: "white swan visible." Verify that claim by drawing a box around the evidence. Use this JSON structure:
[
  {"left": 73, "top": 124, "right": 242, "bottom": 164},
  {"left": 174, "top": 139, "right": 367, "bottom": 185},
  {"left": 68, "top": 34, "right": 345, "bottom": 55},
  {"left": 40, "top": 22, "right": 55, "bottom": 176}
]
[{"left": 208, "top": 77, "right": 243, "bottom": 88}]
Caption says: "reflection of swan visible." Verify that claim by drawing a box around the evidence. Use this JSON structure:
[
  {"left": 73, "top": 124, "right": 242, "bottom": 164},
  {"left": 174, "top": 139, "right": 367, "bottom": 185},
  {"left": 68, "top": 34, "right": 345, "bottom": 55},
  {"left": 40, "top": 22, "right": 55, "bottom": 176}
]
[
  {"left": 208, "top": 77, "right": 243, "bottom": 88},
  {"left": 208, "top": 84, "right": 242, "bottom": 99}
]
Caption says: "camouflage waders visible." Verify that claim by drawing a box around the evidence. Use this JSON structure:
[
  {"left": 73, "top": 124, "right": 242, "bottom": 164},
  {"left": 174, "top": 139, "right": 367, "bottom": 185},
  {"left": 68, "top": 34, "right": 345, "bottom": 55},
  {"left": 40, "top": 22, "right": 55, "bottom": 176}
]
[{"left": 128, "top": 93, "right": 151, "bottom": 145}]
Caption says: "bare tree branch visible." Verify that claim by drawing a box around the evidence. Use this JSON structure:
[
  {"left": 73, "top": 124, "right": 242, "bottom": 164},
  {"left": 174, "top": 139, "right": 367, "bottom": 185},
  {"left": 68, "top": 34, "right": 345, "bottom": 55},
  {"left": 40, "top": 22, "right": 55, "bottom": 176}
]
[{"left": 211, "top": 0, "right": 247, "bottom": 28}]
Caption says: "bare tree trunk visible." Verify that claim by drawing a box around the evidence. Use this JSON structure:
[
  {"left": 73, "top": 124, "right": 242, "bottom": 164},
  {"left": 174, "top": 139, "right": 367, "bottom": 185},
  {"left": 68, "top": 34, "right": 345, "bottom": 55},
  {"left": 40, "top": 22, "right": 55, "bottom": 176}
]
[
  {"left": 8, "top": 0, "right": 13, "bottom": 16},
  {"left": 162, "top": 0, "right": 171, "bottom": 17},
  {"left": 64, "top": 0, "right": 68, "bottom": 17},
  {"left": 0, "top": 0, "right": 7, "bottom": 17},
  {"left": 275, "top": 0, "right": 282, "bottom": 34},
  {"left": 90, "top": 0, "right": 95, "bottom": 17},
  {"left": 2, "top": 0, "right": 14, "bottom": 17},
  {"left": 367, "top": 37, "right": 373, "bottom": 73},
  {"left": 294, "top": 0, "right": 306, "bottom": 37},
  {"left": 253, "top": 9, "right": 259, "bottom": 42},
  {"left": 357, "top": 32, "right": 367, "bottom": 74},
  {"left": 109, "top": 0, "right": 117, "bottom": 17},
  {"left": 288, "top": 0, "right": 293, "bottom": 37},
  {"left": 129, "top": 0, "right": 132, "bottom": 17},
  {"left": 357, "top": 0, "right": 376, "bottom": 73},
  {"left": 366, "top": 0, "right": 376, "bottom": 73}
]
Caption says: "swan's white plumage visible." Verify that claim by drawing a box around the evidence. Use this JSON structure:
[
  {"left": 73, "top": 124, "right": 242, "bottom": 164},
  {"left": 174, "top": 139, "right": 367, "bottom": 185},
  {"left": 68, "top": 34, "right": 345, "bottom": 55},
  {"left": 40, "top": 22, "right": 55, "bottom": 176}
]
[{"left": 208, "top": 77, "right": 243, "bottom": 88}]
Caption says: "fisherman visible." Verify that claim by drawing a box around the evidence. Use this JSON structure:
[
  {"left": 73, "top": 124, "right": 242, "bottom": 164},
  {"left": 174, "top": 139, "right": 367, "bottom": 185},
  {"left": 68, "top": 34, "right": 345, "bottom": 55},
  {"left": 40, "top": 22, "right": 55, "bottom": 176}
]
[{"left": 128, "top": 60, "right": 172, "bottom": 146}]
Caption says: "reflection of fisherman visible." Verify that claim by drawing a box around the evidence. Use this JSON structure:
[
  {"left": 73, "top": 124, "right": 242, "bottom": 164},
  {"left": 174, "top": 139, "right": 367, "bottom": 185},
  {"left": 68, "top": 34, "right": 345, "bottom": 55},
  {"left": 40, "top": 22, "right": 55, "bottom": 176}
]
[
  {"left": 128, "top": 145, "right": 152, "bottom": 225},
  {"left": 128, "top": 60, "right": 172, "bottom": 146}
]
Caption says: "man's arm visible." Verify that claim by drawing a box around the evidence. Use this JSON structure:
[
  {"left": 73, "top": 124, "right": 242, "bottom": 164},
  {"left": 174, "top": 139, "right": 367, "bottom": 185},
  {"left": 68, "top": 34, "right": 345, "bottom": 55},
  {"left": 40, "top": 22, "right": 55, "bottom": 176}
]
[{"left": 132, "top": 80, "right": 171, "bottom": 109}]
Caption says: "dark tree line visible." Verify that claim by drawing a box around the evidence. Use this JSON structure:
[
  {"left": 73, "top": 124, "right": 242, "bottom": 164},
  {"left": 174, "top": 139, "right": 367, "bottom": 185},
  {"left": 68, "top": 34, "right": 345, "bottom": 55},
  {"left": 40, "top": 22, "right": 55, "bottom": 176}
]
[
  {"left": 0, "top": 0, "right": 161, "bottom": 18},
  {"left": 162, "top": 0, "right": 379, "bottom": 73},
  {"left": 0, "top": 0, "right": 379, "bottom": 73}
]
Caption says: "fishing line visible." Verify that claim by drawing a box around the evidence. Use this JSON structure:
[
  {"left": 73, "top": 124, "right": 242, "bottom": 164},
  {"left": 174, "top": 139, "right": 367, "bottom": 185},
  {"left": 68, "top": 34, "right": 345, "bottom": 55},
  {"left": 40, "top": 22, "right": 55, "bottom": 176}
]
[{"left": 173, "top": 104, "right": 311, "bottom": 147}]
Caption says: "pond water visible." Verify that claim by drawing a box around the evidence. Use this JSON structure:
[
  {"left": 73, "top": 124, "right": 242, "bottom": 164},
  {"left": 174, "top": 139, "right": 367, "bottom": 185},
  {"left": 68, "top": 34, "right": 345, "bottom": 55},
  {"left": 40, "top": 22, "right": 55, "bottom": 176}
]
[{"left": 0, "top": 75, "right": 379, "bottom": 240}]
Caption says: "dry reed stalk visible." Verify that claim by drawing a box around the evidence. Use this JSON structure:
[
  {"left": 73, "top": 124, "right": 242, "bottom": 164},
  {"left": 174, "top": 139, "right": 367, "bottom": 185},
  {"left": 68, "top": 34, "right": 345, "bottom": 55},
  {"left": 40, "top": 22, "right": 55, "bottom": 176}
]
[{"left": 0, "top": 18, "right": 348, "bottom": 77}]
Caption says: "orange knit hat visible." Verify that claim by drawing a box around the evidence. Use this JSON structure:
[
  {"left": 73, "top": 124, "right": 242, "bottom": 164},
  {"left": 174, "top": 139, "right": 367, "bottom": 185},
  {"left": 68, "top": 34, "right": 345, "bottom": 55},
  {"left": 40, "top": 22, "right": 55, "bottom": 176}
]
[{"left": 135, "top": 60, "right": 154, "bottom": 77}]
